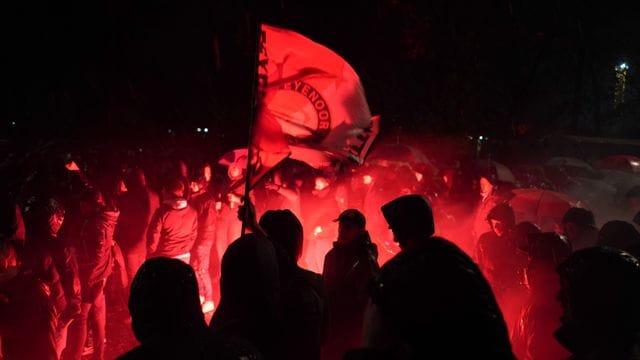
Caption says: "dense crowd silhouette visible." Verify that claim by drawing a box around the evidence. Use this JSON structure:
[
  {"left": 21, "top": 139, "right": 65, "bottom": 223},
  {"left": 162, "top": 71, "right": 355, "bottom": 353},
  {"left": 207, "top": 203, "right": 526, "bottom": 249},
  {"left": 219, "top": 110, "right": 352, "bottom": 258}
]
[{"left": 2, "top": 154, "right": 640, "bottom": 360}]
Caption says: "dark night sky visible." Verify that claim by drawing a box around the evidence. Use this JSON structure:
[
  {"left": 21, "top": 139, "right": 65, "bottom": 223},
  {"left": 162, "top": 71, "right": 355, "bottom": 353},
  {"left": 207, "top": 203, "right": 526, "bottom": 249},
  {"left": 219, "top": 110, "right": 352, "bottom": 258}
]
[{"left": 3, "top": 0, "right": 639, "bottom": 152}]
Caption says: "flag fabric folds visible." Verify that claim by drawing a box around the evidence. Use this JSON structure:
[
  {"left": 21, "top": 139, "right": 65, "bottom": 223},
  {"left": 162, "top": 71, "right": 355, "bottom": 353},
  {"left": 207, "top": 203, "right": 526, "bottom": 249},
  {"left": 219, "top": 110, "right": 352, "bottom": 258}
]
[{"left": 240, "top": 23, "right": 380, "bottom": 192}]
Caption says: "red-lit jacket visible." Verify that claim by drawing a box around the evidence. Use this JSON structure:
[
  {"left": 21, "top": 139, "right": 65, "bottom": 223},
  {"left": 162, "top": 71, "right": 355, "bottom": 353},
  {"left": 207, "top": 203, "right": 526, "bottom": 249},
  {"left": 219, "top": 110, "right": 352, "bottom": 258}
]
[
  {"left": 77, "top": 207, "right": 119, "bottom": 290},
  {"left": 147, "top": 197, "right": 198, "bottom": 258}
]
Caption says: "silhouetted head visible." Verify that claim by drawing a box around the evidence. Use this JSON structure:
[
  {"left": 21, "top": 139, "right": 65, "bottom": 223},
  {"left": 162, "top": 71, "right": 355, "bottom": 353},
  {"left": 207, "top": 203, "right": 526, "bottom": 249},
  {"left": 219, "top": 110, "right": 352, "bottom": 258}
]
[
  {"left": 513, "top": 221, "right": 542, "bottom": 252},
  {"left": 486, "top": 203, "right": 516, "bottom": 237},
  {"left": 79, "top": 187, "right": 105, "bottom": 216},
  {"left": 561, "top": 207, "right": 597, "bottom": 245},
  {"left": 125, "top": 168, "right": 147, "bottom": 191},
  {"left": 163, "top": 178, "right": 185, "bottom": 199},
  {"left": 335, "top": 209, "right": 367, "bottom": 245},
  {"left": 525, "top": 232, "right": 572, "bottom": 290},
  {"left": 381, "top": 194, "right": 434, "bottom": 251},
  {"left": 128, "top": 258, "right": 206, "bottom": 344},
  {"left": 556, "top": 247, "right": 640, "bottom": 356},
  {"left": 259, "top": 209, "right": 304, "bottom": 261},
  {"left": 598, "top": 220, "right": 640, "bottom": 257}
]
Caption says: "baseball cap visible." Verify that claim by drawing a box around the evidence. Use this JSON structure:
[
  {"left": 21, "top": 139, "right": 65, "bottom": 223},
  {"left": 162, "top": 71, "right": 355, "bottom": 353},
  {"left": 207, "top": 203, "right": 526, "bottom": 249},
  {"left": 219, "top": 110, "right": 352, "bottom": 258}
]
[{"left": 334, "top": 209, "right": 366, "bottom": 227}]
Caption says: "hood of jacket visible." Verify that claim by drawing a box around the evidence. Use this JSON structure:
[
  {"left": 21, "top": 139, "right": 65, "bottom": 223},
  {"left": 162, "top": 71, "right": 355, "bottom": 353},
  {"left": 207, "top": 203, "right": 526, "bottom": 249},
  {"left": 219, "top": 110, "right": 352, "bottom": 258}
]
[{"left": 163, "top": 197, "right": 188, "bottom": 210}]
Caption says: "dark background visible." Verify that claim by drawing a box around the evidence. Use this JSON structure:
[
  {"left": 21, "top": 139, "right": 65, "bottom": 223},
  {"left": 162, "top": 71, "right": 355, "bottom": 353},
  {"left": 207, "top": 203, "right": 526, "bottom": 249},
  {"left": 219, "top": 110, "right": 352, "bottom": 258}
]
[{"left": 3, "top": 0, "right": 639, "bottom": 154}]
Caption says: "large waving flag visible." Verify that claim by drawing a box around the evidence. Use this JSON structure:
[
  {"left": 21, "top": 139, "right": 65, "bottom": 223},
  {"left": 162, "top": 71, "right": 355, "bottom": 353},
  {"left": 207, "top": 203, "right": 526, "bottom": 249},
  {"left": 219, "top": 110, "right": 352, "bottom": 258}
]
[
  {"left": 232, "top": 24, "right": 379, "bottom": 194},
  {"left": 257, "top": 24, "right": 379, "bottom": 169}
]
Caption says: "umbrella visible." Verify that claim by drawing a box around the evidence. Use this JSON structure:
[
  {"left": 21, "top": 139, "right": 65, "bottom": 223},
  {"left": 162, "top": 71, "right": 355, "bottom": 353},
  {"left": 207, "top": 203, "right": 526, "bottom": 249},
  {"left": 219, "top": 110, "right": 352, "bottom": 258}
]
[
  {"left": 546, "top": 157, "right": 593, "bottom": 171},
  {"left": 367, "top": 143, "right": 429, "bottom": 164},
  {"left": 508, "top": 189, "right": 585, "bottom": 232},
  {"left": 601, "top": 170, "right": 640, "bottom": 197},
  {"left": 596, "top": 155, "right": 640, "bottom": 174},
  {"left": 366, "top": 143, "right": 437, "bottom": 176},
  {"left": 476, "top": 159, "right": 517, "bottom": 184}
]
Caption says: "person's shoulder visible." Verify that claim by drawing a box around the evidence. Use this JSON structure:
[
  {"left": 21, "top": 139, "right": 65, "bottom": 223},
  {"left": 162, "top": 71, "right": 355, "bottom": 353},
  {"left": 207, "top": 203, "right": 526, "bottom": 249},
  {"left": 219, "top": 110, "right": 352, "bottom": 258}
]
[
  {"left": 324, "top": 245, "right": 338, "bottom": 258},
  {"left": 299, "top": 267, "right": 323, "bottom": 284},
  {"left": 478, "top": 231, "right": 498, "bottom": 244},
  {"left": 116, "top": 346, "right": 144, "bottom": 360}
]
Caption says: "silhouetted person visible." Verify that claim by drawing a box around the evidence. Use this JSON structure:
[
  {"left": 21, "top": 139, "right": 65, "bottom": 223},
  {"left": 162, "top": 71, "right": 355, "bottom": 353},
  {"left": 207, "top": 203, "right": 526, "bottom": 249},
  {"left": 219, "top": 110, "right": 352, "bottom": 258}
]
[
  {"left": 114, "top": 168, "right": 160, "bottom": 283},
  {"left": 555, "top": 247, "right": 640, "bottom": 359},
  {"left": 259, "top": 209, "right": 327, "bottom": 360},
  {"left": 598, "top": 220, "right": 640, "bottom": 258},
  {"left": 350, "top": 195, "right": 514, "bottom": 359},
  {"left": 561, "top": 207, "right": 598, "bottom": 250},
  {"left": 147, "top": 178, "right": 197, "bottom": 263},
  {"left": 210, "top": 233, "right": 282, "bottom": 359},
  {"left": 64, "top": 188, "right": 119, "bottom": 360},
  {"left": 512, "top": 221, "right": 542, "bottom": 253},
  {"left": 512, "top": 232, "right": 571, "bottom": 360},
  {"left": 322, "top": 209, "right": 379, "bottom": 360},
  {"left": 475, "top": 203, "right": 527, "bottom": 332},
  {"left": 22, "top": 194, "right": 81, "bottom": 356},
  {"left": 189, "top": 166, "right": 217, "bottom": 313},
  {"left": 0, "top": 237, "right": 57, "bottom": 360},
  {"left": 119, "top": 257, "right": 259, "bottom": 359}
]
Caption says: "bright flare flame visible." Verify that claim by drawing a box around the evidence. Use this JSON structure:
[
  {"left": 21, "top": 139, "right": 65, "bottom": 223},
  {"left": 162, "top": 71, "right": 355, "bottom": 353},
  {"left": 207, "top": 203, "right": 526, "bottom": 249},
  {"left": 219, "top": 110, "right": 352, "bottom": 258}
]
[
  {"left": 313, "top": 226, "right": 323, "bottom": 237},
  {"left": 315, "top": 177, "right": 330, "bottom": 191}
]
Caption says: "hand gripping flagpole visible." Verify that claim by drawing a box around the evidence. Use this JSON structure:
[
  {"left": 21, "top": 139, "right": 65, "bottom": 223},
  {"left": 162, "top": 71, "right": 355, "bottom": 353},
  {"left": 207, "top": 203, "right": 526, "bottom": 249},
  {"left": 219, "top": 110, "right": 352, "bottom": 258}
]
[{"left": 241, "top": 16, "right": 265, "bottom": 235}]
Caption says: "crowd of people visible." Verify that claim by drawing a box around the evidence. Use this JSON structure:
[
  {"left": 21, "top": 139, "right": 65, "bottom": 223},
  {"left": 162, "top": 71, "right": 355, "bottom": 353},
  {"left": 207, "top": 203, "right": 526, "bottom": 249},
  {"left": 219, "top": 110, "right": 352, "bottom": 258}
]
[{"left": 2, "top": 148, "right": 640, "bottom": 360}]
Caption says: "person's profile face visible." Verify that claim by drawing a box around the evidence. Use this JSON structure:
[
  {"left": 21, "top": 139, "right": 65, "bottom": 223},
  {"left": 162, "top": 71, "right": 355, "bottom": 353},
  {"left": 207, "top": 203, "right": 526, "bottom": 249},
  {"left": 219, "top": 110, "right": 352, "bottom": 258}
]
[{"left": 490, "top": 219, "right": 508, "bottom": 237}]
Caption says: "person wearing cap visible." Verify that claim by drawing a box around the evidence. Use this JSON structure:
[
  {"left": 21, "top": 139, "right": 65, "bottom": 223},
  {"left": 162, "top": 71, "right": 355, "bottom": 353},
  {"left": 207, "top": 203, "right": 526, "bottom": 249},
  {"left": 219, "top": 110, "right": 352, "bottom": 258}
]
[
  {"left": 351, "top": 195, "right": 513, "bottom": 359},
  {"left": 322, "top": 209, "right": 379, "bottom": 360},
  {"left": 561, "top": 207, "right": 598, "bottom": 251}
]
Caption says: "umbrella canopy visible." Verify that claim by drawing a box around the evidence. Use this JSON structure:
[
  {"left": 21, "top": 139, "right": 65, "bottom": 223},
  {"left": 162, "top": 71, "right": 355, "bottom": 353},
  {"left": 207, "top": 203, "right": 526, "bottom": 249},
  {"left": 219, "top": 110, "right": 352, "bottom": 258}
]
[
  {"left": 367, "top": 143, "right": 429, "bottom": 164},
  {"left": 596, "top": 155, "right": 640, "bottom": 173},
  {"left": 476, "top": 159, "right": 517, "bottom": 184},
  {"left": 508, "top": 189, "right": 585, "bottom": 232},
  {"left": 546, "top": 157, "right": 593, "bottom": 171},
  {"left": 366, "top": 143, "right": 437, "bottom": 176}
]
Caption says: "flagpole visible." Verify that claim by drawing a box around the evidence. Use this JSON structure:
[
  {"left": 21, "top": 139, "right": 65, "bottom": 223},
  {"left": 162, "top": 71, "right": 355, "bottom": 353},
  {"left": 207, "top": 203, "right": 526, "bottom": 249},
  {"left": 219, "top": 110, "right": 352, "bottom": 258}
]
[{"left": 241, "top": 15, "right": 263, "bottom": 235}]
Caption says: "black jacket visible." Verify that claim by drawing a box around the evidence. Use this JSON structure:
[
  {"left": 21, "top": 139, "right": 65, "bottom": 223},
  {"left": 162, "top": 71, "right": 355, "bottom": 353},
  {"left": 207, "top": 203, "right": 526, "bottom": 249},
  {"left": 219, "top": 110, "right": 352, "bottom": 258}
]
[
  {"left": 190, "top": 190, "right": 217, "bottom": 248},
  {"left": 0, "top": 272, "right": 57, "bottom": 360},
  {"left": 77, "top": 207, "right": 119, "bottom": 292},
  {"left": 322, "top": 232, "right": 379, "bottom": 358},
  {"left": 147, "top": 198, "right": 198, "bottom": 258}
]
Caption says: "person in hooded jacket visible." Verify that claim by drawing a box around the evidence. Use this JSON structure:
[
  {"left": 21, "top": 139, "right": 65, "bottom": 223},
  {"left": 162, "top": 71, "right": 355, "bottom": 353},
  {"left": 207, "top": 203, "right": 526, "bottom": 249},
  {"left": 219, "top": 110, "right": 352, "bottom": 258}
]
[
  {"left": 63, "top": 187, "right": 119, "bottom": 360},
  {"left": 511, "top": 232, "right": 572, "bottom": 360},
  {"left": 259, "top": 209, "right": 328, "bottom": 360},
  {"left": 210, "top": 231, "right": 282, "bottom": 360},
  {"left": 349, "top": 194, "right": 514, "bottom": 359},
  {"left": 0, "top": 237, "right": 58, "bottom": 360},
  {"left": 322, "top": 209, "right": 379, "bottom": 360},
  {"left": 119, "top": 257, "right": 260, "bottom": 360},
  {"left": 147, "top": 178, "right": 198, "bottom": 264},
  {"left": 555, "top": 247, "right": 640, "bottom": 360}
]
